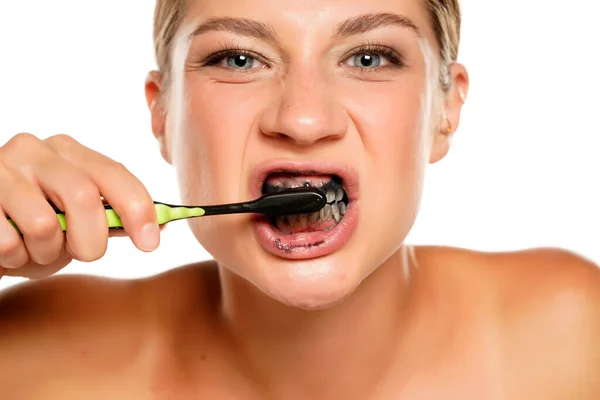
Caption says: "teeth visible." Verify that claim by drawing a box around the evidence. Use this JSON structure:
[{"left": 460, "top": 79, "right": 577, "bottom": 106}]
[
  {"left": 274, "top": 202, "right": 348, "bottom": 231},
  {"left": 287, "top": 214, "right": 299, "bottom": 226},
  {"left": 309, "top": 211, "right": 319, "bottom": 224},
  {"left": 320, "top": 204, "right": 332, "bottom": 221},
  {"left": 297, "top": 214, "right": 308, "bottom": 230},
  {"left": 326, "top": 190, "right": 336, "bottom": 203},
  {"left": 335, "top": 188, "right": 344, "bottom": 202},
  {"left": 276, "top": 216, "right": 286, "bottom": 227},
  {"left": 331, "top": 203, "right": 341, "bottom": 222}
]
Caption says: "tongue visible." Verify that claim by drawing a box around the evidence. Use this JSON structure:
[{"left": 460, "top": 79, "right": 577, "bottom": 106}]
[{"left": 264, "top": 173, "right": 333, "bottom": 189}]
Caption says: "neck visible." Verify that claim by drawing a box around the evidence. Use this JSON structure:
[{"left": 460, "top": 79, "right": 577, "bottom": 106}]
[{"left": 217, "top": 245, "right": 416, "bottom": 399}]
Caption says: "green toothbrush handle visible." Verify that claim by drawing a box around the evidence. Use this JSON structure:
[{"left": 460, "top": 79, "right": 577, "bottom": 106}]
[{"left": 7, "top": 202, "right": 206, "bottom": 234}]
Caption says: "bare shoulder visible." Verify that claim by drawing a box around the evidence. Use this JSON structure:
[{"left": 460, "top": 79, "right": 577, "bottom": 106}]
[
  {"left": 0, "top": 260, "right": 220, "bottom": 334},
  {"left": 482, "top": 247, "right": 600, "bottom": 333},
  {"left": 417, "top": 245, "right": 600, "bottom": 313},
  {"left": 418, "top": 246, "right": 600, "bottom": 397},
  {"left": 0, "top": 273, "right": 141, "bottom": 338},
  {"left": 0, "top": 261, "right": 220, "bottom": 390},
  {"left": 495, "top": 248, "right": 600, "bottom": 397}
]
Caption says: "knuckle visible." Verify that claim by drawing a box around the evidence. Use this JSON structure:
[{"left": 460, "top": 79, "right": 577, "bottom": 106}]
[
  {"left": 25, "top": 214, "right": 59, "bottom": 238},
  {"left": 0, "top": 234, "right": 22, "bottom": 255},
  {"left": 68, "top": 182, "right": 100, "bottom": 206},
  {"left": 108, "top": 161, "right": 136, "bottom": 180},
  {"left": 123, "top": 197, "right": 154, "bottom": 222},
  {"left": 2, "top": 133, "right": 40, "bottom": 155},
  {"left": 110, "top": 161, "right": 129, "bottom": 173},
  {"left": 44, "top": 134, "right": 80, "bottom": 156},
  {"left": 1, "top": 133, "right": 53, "bottom": 174},
  {"left": 9, "top": 132, "right": 40, "bottom": 147},
  {"left": 103, "top": 158, "right": 134, "bottom": 178},
  {"left": 45, "top": 133, "right": 75, "bottom": 146},
  {"left": 31, "top": 248, "right": 62, "bottom": 267},
  {"left": 1, "top": 254, "right": 28, "bottom": 270}
]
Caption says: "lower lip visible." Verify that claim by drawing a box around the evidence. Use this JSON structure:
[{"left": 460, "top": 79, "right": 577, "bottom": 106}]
[{"left": 252, "top": 201, "right": 359, "bottom": 260}]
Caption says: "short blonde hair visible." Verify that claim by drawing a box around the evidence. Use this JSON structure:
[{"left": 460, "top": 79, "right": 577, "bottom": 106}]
[{"left": 153, "top": 0, "right": 460, "bottom": 91}]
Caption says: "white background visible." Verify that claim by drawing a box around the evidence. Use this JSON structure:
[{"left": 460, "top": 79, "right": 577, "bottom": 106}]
[{"left": 0, "top": 1, "right": 599, "bottom": 290}]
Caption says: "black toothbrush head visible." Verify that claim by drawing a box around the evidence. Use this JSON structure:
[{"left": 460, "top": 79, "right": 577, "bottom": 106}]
[{"left": 254, "top": 187, "right": 326, "bottom": 217}]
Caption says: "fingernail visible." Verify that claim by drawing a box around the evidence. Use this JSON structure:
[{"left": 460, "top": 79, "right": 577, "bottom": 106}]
[{"left": 138, "top": 223, "right": 159, "bottom": 252}]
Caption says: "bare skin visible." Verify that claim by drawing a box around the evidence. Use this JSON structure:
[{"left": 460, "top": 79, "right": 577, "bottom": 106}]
[
  {"left": 1, "top": 0, "right": 600, "bottom": 398},
  {"left": 1, "top": 246, "right": 599, "bottom": 399}
]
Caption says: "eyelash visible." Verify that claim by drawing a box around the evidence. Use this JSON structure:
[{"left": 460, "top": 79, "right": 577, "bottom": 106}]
[
  {"left": 343, "top": 43, "right": 405, "bottom": 70},
  {"left": 201, "top": 43, "right": 405, "bottom": 71},
  {"left": 203, "top": 45, "right": 269, "bottom": 68}
]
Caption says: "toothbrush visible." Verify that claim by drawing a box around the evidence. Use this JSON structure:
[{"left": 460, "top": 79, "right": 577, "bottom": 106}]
[{"left": 7, "top": 187, "right": 326, "bottom": 234}]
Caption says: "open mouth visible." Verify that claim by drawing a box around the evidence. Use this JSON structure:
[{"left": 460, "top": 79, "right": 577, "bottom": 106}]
[
  {"left": 261, "top": 172, "right": 349, "bottom": 234},
  {"left": 250, "top": 161, "right": 359, "bottom": 260}
]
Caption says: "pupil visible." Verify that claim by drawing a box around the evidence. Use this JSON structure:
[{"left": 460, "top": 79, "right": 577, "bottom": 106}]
[
  {"left": 228, "top": 55, "right": 251, "bottom": 69},
  {"left": 235, "top": 56, "right": 247, "bottom": 67},
  {"left": 355, "top": 54, "right": 380, "bottom": 68}
]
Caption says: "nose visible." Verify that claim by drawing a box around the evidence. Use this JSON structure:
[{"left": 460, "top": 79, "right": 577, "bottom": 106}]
[{"left": 259, "top": 67, "right": 348, "bottom": 146}]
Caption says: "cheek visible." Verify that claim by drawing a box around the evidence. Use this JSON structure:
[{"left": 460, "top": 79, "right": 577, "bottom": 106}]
[
  {"left": 172, "top": 78, "right": 264, "bottom": 205},
  {"left": 345, "top": 79, "right": 428, "bottom": 191},
  {"left": 344, "top": 80, "right": 427, "bottom": 259},
  {"left": 169, "top": 78, "right": 267, "bottom": 259}
]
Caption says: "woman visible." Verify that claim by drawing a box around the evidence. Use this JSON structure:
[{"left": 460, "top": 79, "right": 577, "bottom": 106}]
[{"left": 0, "top": 0, "right": 599, "bottom": 398}]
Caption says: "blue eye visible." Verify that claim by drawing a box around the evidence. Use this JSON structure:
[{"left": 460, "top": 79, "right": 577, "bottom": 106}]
[
  {"left": 342, "top": 46, "right": 403, "bottom": 70},
  {"left": 352, "top": 53, "right": 382, "bottom": 68},
  {"left": 204, "top": 50, "right": 267, "bottom": 70},
  {"left": 226, "top": 54, "right": 256, "bottom": 69}
]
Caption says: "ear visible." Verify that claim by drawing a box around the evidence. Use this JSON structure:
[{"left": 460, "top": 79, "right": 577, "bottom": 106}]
[
  {"left": 145, "top": 71, "right": 172, "bottom": 164},
  {"left": 429, "top": 63, "right": 469, "bottom": 164}
]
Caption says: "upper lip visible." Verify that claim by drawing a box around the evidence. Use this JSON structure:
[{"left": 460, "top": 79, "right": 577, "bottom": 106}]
[{"left": 249, "top": 159, "right": 360, "bottom": 202}]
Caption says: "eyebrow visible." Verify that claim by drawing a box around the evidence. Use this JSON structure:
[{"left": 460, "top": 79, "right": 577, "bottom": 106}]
[
  {"left": 189, "top": 17, "right": 277, "bottom": 43},
  {"left": 189, "top": 13, "right": 421, "bottom": 42},
  {"left": 335, "top": 13, "right": 421, "bottom": 38}
]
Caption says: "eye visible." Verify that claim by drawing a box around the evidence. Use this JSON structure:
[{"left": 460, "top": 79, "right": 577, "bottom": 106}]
[
  {"left": 341, "top": 46, "right": 403, "bottom": 70},
  {"left": 204, "top": 50, "right": 267, "bottom": 70},
  {"left": 225, "top": 54, "right": 263, "bottom": 70},
  {"left": 344, "top": 52, "right": 388, "bottom": 68}
]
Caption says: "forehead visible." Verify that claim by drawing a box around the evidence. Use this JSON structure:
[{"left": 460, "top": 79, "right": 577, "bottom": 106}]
[{"left": 181, "top": 0, "right": 435, "bottom": 44}]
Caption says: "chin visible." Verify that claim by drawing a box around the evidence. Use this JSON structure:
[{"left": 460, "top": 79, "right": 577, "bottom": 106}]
[{"left": 255, "top": 254, "right": 364, "bottom": 310}]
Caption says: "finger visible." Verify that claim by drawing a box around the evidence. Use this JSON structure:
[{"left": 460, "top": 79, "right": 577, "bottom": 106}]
[
  {"left": 34, "top": 156, "right": 108, "bottom": 263},
  {"left": 3, "top": 247, "right": 72, "bottom": 279},
  {"left": 0, "top": 205, "right": 30, "bottom": 269},
  {"left": 0, "top": 133, "right": 46, "bottom": 180},
  {"left": 108, "top": 223, "right": 167, "bottom": 238},
  {"left": 45, "top": 135, "right": 160, "bottom": 252},
  {"left": 0, "top": 161, "right": 64, "bottom": 265}
]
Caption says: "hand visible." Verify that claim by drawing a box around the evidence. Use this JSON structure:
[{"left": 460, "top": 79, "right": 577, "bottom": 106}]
[{"left": 0, "top": 133, "right": 161, "bottom": 279}]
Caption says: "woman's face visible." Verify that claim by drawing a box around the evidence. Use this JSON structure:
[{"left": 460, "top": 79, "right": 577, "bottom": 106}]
[{"left": 148, "top": 0, "right": 467, "bottom": 309}]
